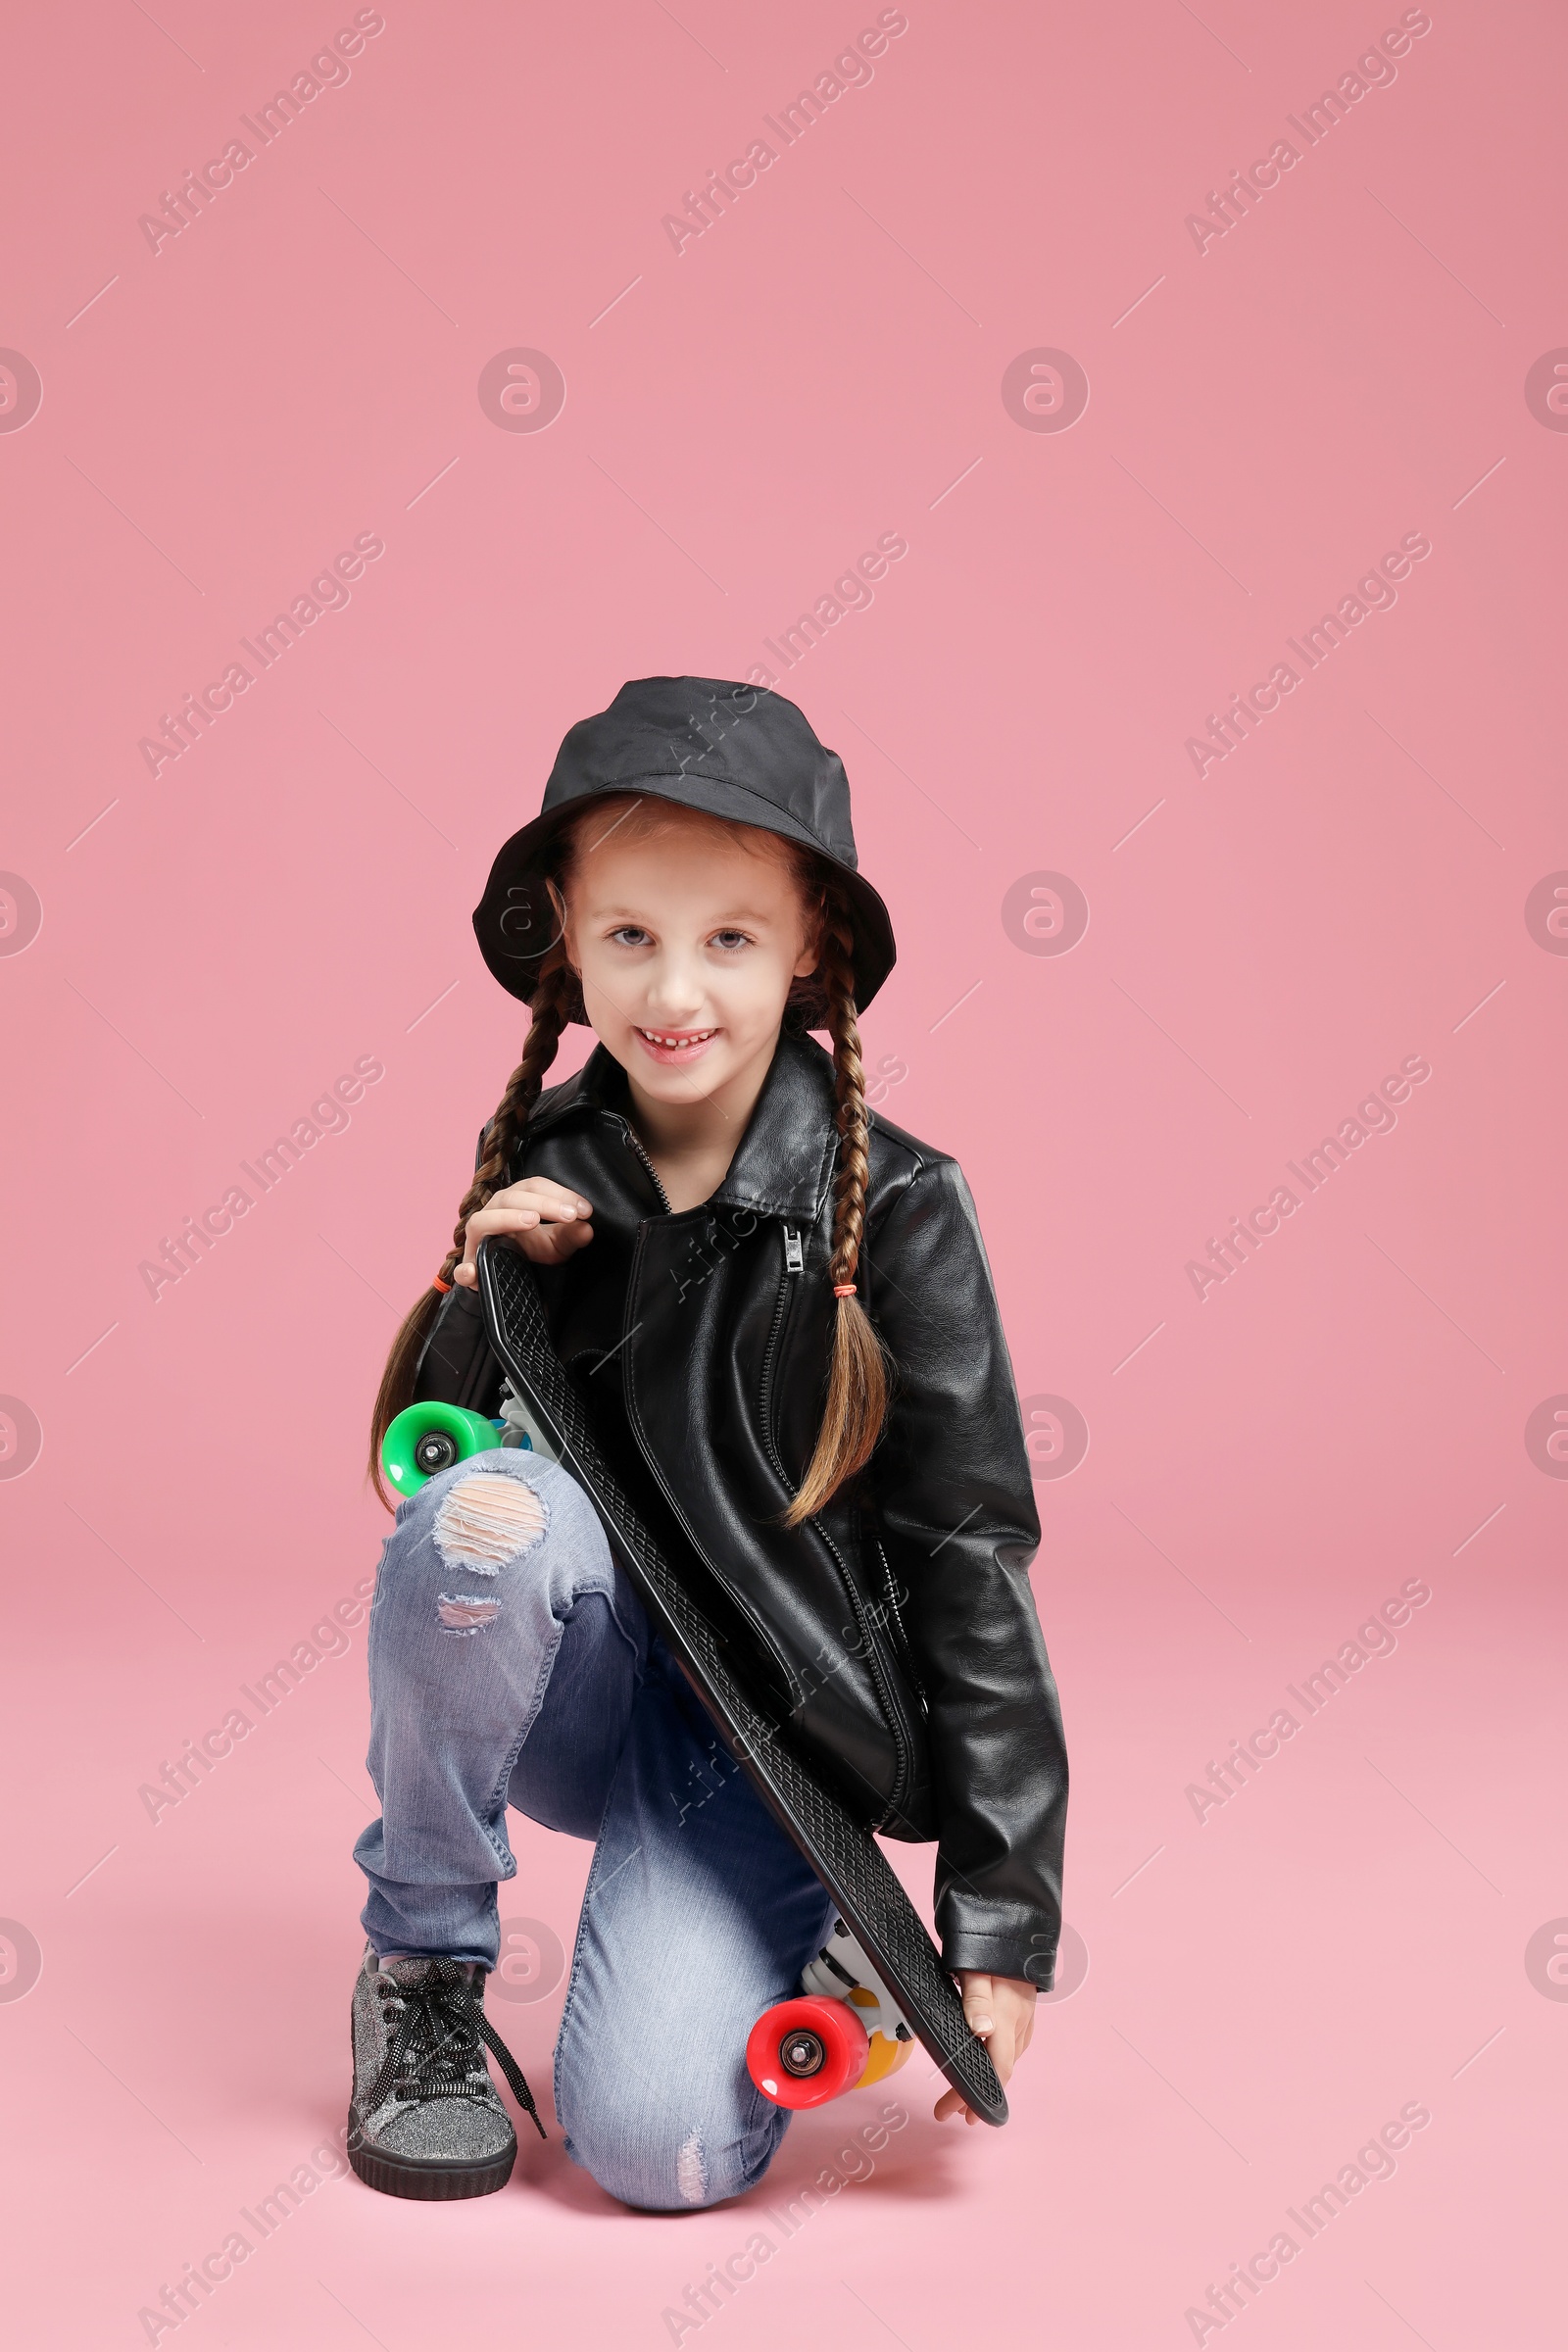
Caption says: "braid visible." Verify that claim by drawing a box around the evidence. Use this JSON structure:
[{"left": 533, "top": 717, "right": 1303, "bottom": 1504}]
[
  {"left": 822, "top": 907, "right": 871, "bottom": 1291},
  {"left": 781, "top": 889, "right": 893, "bottom": 1527},
  {"left": 368, "top": 957, "right": 574, "bottom": 1508},
  {"left": 437, "top": 958, "right": 574, "bottom": 1283}
]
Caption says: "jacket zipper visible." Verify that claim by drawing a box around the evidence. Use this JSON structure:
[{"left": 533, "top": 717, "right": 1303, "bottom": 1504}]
[
  {"left": 613, "top": 1115, "right": 671, "bottom": 1213},
  {"left": 756, "top": 1233, "right": 796, "bottom": 1454},
  {"left": 757, "top": 1226, "right": 916, "bottom": 1828}
]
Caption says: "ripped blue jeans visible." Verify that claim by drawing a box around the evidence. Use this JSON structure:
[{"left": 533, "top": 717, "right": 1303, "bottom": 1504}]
[{"left": 353, "top": 1449, "right": 834, "bottom": 2212}]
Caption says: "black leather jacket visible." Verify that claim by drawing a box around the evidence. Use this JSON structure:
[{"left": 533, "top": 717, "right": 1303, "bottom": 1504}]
[{"left": 414, "top": 1029, "right": 1067, "bottom": 1985}]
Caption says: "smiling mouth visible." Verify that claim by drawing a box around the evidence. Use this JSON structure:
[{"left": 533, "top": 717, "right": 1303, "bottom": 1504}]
[{"left": 636, "top": 1027, "right": 717, "bottom": 1049}]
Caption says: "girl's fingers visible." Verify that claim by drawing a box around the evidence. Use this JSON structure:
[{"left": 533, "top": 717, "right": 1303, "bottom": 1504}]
[
  {"left": 944, "top": 1972, "right": 1041, "bottom": 2106},
  {"left": 499, "top": 1180, "right": 593, "bottom": 1217},
  {"left": 455, "top": 1215, "right": 522, "bottom": 1284},
  {"left": 461, "top": 1201, "right": 572, "bottom": 1256},
  {"left": 461, "top": 1211, "right": 596, "bottom": 1278},
  {"left": 959, "top": 1976, "right": 996, "bottom": 2036},
  {"left": 450, "top": 1183, "right": 596, "bottom": 1285}
]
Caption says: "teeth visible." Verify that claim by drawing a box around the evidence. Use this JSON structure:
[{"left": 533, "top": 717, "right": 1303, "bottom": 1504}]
[{"left": 642, "top": 1029, "right": 714, "bottom": 1048}]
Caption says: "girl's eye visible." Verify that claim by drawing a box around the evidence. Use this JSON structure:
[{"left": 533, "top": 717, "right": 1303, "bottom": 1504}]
[
  {"left": 710, "top": 930, "right": 752, "bottom": 952},
  {"left": 608, "top": 926, "right": 652, "bottom": 948}
]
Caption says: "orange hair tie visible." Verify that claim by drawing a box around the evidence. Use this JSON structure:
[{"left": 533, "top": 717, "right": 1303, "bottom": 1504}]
[
  {"left": 432, "top": 1275, "right": 453, "bottom": 1294},
  {"left": 833, "top": 1283, "right": 857, "bottom": 1298}
]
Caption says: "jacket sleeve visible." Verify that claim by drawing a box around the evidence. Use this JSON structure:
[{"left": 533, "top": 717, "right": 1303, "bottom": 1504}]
[{"left": 864, "top": 1156, "right": 1068, "bottom": 1986}]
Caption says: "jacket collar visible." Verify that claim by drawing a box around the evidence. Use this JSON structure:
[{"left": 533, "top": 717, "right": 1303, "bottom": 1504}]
[{"left": 527, "top": 1028, "right": 840, "bottom": 1221}]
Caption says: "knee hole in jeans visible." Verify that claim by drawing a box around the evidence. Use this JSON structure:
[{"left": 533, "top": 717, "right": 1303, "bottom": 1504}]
[
  {"left": 675, "top": 2128, "right": 708, "bottom": 2205},
  {"left": 432, "top": 1469, "right": 548, "bottom": 1573}
]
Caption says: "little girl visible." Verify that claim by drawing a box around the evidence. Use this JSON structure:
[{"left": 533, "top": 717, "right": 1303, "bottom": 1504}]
[{"left": 348, "top": 676, "right": 1068, "bottom": 2211}]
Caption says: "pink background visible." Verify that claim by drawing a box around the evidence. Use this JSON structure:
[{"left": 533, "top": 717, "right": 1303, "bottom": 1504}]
[{"left": 2, "top": 1, "right": 1564, "bottom": 2344}]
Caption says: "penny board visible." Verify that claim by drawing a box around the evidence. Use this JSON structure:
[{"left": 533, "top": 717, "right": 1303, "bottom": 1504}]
[{"left": 475, "top": 1236, "right": 1005, "bottom": 2126}]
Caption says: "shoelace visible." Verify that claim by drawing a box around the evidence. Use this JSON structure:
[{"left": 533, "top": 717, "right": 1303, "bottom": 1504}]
[{"left": 361, "top": 1958, "right": 545, "bottom": 2140}]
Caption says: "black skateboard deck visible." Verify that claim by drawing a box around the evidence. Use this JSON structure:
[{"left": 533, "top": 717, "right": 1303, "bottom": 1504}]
[{"left": 475, "top": 1237, "right": 1006, "bottom": 2127}]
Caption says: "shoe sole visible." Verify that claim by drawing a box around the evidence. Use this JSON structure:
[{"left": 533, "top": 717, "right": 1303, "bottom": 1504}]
[{"left": 348, "top": 2132, "right": 516, "bottom": 2201}]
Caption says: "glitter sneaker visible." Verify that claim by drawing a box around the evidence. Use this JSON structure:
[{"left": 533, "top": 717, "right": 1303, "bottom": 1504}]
[{"left": 347, "top": 1942, "right": 544, "bottom": 2199}]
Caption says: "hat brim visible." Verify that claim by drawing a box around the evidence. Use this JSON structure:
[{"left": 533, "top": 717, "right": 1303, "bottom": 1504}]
[{"left": 472, "top": 776, "right": 897, "bottom": 1019}]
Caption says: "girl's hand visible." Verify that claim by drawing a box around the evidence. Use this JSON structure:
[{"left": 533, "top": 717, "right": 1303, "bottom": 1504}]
[
  {"left": 934, "top": 1973, "right": 1037, "bottom": 2125},
  {"left": 452, "top": 1179, "right": 595, "bottom": 1284}
]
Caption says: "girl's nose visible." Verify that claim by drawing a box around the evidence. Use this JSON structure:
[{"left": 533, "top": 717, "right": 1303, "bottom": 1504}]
[{"left": 643, "top": 955, "right": 708, "bottom": 1019}]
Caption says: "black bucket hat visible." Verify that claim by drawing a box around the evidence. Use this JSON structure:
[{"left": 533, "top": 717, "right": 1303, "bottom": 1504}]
[{"left": 472, "top": 676, "right": 896, "bottom": 1023}]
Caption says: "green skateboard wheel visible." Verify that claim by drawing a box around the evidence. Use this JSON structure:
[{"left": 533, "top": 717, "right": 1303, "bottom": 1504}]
[{"left": 382, "top": 1403, "right": 503, "bottom": 1496}]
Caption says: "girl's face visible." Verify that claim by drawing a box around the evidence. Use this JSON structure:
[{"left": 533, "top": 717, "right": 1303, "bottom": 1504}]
[{"left": 561, "top": 813, "right": 818, "bottom": 1108}]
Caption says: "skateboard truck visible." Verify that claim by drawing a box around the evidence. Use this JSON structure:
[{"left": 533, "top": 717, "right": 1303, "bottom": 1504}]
[{"left": 747, "top": 1919, "right": 915, "bottom": 2110}]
